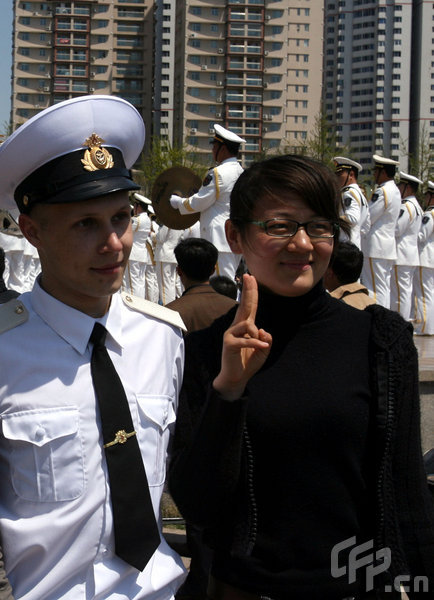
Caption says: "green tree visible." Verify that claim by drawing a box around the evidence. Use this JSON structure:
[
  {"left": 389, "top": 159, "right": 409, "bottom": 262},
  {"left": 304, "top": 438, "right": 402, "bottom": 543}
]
[
  {"left": 282, "top": 109, "right": 352, "bottom": 169},
  {"left": 400, "top": 124, "right": 433, "bottom": 186}
]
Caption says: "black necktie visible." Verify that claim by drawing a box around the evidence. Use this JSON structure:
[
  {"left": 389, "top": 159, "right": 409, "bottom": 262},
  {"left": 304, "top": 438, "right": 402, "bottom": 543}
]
[{"left": 90, "top": 322, "right": 160, "bottom": 570}]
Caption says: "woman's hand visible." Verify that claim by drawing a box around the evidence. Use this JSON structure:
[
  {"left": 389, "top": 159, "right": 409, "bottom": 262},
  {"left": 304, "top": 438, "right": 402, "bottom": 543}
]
[{"left": 213, "top": 274, "right": 272, "bottom": 401}]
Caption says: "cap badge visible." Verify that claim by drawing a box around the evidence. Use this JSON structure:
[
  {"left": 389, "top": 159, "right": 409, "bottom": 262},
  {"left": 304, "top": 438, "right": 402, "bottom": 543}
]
[{"left": 81, "top": 133, "right": 114, "bottom": 172}]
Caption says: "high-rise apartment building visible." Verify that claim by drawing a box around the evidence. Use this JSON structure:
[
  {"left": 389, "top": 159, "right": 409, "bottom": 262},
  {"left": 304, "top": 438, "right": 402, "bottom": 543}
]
[
  {"left": 173, "top": 1, "right": 324, "bottom": 165},
  {"left": 12, "top": 0, "right": 154, "bottom": 137},
  {"left": 323, "top": 0, "right": 433, "bottom": 172}
]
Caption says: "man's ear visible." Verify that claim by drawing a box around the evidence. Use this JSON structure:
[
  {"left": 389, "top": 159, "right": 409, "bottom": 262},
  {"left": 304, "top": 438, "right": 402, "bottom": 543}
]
[
  {"left": 18, "top": 213, "right": 43, "bottom": 249},
  {"left": 225, "top": 219, "right": 243, "bottom": 254}
]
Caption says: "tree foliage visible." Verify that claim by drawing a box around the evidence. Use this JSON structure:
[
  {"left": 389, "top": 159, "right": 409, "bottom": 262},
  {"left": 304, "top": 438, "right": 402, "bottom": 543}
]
[{"left": 400, "top": 124, "right": 433, "bottom": 187}]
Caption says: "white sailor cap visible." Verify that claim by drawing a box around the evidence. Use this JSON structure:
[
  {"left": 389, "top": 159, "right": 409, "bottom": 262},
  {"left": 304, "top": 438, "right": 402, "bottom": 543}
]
[
  {"left": 148, "top": 204, "right": 155, "bottom": 215},
  {"left": 333, "top": 156, "right": 363, "bottom": 174},
  {"left": 373, "top": 154, "right": 399, "bottom": 167},
  {"left": 212, "top": 124, "right": 246, "bottom": 146},
  {"left": 133, "top": 192, "right": 152, "bottom": 205},
  {"left": 0, "top": 95, "right": 145, "bottom": 213},
  {"left": 426, "top": 181, "right": 434, "bottom": 192},
  {"left": 399, "top": 172, "right": 423, "bottom": 186}
]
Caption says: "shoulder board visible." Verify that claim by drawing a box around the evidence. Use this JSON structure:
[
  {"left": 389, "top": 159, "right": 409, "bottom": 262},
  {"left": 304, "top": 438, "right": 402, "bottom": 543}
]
[
  {"left": 121, "top": 292, "right": 187, "bottom": 332},
  {"left": 370, "top": 192, "right": 380, "bottom": 203},
  {"left": 0, "top": 298, "right": 29, "bottom": 335},
  {"left": 202, "top": 172, "right": 213, "bottom": 186},
  {"left": 422, "top": 215, "right": 430, "bottom": 224}
]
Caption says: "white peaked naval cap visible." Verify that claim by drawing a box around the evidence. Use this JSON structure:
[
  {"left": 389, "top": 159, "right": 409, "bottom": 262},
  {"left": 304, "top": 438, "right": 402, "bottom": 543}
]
[
  {"left": 333, "top": 156, "right": 363, "bottom": 173},
  {"left": 0, "top": 95, "right": 145, "bottom": 212},
  {"left": 213, "top": 124, "right": 246, "bottom": 145},
  {"left": 399, "top": 172, "right": 423, "bottom": 186},
  {"left": 373, "top": 154, "right": 399, "bottom": 167}
]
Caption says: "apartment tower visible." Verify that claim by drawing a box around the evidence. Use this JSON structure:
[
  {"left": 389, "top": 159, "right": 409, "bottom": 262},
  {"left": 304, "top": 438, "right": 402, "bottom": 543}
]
[
  {"left": 323, "top": 0, "right": 432, "bottom": 172},
  {"left": 173, "top": 1, "right": 324, "bottom": 165},
  {"left": 12, "top": 0, "right": 154, "bottom": 137}
]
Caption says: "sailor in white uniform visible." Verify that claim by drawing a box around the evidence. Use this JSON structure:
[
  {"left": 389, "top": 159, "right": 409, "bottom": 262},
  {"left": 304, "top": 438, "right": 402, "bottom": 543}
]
[
  {"left": 169, "top": 124, "right": 244, "bottom": 280},
  {"left": 0, "top": 95, "right": 187, "bottom": 600},
  {"left": 361, "top": 154, "right": 401, "bottom": 308},
  {"left": 390, "top": 172, "right": 423, "bottom": 320},
  {"left": 123, "top": 192, "right": 152, "bottom": 299},
  {"left": 414, "top": 181, "right": 434, "bottom": 335},
  {"left": 333, "top": 156, "right": 370, "bottom": 250}
]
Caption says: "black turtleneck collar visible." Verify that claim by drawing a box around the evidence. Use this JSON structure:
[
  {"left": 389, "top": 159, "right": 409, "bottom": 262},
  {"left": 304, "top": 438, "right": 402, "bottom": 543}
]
[{"left": 255, "top": 280, "right": 330, "bottom": 332}]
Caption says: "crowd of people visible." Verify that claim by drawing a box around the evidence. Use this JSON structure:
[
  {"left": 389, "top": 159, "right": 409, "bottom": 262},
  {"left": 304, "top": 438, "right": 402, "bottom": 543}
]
[
  {"left": 0, "top": 94, "right": 433, "bottom": 600},
  {"left": 333, "top": 154, "right": 434, "bottom": 334}
]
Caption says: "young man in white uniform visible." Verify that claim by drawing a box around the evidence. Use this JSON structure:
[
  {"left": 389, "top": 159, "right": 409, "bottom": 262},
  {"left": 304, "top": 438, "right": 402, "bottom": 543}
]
[
  {"left": 169, "top": 124, "right": 244, "bottom": 280},
  {"left": 333, "top": 156, "right": 370, "bottom": 250},
  {"left": 390, "top": 172, "right": 423, "bottom": 320},
  {"left": 0, "top": 96, "right": 186, "bottom": 600},
  {"left": 361, "top": 154, "right": 401, "bottom": 308},
  {"left": 414, "top": 181, "right": 434, "bottom": 335}
]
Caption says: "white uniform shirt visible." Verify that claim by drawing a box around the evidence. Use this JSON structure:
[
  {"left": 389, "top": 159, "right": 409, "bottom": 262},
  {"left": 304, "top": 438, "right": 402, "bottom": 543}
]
[
  {"left": 129, "top": 213, "right": 152, "bottom": 263},
  {"left": 362, "top": 179, "right": 401, "bottom": 260},
  {"left": 340, "top": 183, "right": 370, "bottom": 249},
  {"left": 177, "top": 157, "right": 243, "bottom": 252},
  {"left": 419, "top": 206, "right": 434, "bottom": 267},
  {"left": 0, "top": 282, "right": 186, "bottom": 600},
  {"left": 395, "top": 196, "right": 423, "bottom": 266},
  {"left": 154, "top": 225, "right": 184, "bottom": 264}
]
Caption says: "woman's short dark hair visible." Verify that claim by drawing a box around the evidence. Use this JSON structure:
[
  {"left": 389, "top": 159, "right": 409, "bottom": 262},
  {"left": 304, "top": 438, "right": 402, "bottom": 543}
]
[{"left": 230, "top": 154, "right": 350, "bottom": 239}]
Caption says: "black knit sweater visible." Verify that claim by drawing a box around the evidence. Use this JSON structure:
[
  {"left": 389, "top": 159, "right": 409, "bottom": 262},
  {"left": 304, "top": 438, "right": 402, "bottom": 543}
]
[{"left": 169, "top": 284, "right": 434, "bottom": 599}]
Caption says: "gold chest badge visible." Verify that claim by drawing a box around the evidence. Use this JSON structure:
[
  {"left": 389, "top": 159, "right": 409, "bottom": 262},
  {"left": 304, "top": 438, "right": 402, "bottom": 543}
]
[{"left": 81, "top": 133, "right": 114, "bottom": 172}]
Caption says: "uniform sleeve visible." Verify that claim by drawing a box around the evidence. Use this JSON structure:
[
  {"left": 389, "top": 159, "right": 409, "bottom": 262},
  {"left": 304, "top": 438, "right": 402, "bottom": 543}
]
[
  {"left": 395, "top": 202, "right": 411, "bottom": 237},
  {"left": 418, "top": 212, "right": 434, "bottom": 245},
  {"left": 341, "top": 188, "right": 361, "bottom": 226},
  {"left": 368, "top": 188, "right": 387, "bottom": 225},
  {"left": 0, "top": 544, "right": 14, "bottom": 600},
  {"left": 178, "top": 169, "right": 218, "bottom": 215}
]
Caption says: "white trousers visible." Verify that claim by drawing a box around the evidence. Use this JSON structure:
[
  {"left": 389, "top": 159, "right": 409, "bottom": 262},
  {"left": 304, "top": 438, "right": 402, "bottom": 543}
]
[
  {"left": 123, "top": 260, "right": 147, "bottom": 299},
  {"left": 157, "top": 262, "right": 178, "bottom": 305},
  {"left": 145, "top": 265, "right": 159, "bottom": 304},
  {"left": 361, "top": 257, "right": 393, "bottom": 309},
  {"left": 413, "top": 266, "right": 434, "bottom": 335},
  {"left": 390, "top": 264, "right": 416, "bottom": 321}
]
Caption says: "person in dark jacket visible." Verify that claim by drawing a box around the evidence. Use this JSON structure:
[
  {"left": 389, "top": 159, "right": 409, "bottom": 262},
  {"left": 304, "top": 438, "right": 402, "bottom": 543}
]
[
  {"left": 169, "top": 155, "right": 434, "bottom": 599},
  {"left": 167, "top": 238, "right": 237, "bottom": 333}
]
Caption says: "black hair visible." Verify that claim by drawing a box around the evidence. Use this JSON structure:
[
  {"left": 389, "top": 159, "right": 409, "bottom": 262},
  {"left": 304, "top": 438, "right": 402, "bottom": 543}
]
[
  {"left": 174, "top": 237, "right": 218, "bottom": 282},
  {"left": 209, "top": 275, "right": 238, "bottom": 300},
  {"left": 229, "top": 154, "right": 350, "bottom": 240},
  {"left": 328, "top": 241, "right": 364, "bottom": 285}
]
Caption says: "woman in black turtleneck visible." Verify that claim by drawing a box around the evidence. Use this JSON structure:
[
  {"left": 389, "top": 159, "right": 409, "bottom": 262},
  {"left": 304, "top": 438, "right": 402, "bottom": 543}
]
[{"left": 169, "top": 155, "right": 434, "bottom": 600}]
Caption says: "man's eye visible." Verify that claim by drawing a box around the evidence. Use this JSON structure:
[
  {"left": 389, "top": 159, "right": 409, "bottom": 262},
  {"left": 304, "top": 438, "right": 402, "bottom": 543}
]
[{"left": 113, "top": 212, "right": 131, "bottom": 223}]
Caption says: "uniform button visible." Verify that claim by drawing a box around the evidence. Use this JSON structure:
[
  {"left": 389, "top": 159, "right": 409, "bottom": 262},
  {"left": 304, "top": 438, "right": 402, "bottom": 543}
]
[{"left": 34, "top": 426, "right": 45, "bottom": 441}]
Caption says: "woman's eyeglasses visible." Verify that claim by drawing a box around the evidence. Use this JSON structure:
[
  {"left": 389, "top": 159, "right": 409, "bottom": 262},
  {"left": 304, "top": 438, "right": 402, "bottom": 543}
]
[{"left": 246, "top": 218, "right": 339, "bottom": 239}]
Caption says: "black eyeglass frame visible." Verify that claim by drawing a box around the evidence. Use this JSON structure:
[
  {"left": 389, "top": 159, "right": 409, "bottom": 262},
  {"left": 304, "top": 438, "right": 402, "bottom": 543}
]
[{"left": 245, "top": 218, "right": 339, "bottom": 239}]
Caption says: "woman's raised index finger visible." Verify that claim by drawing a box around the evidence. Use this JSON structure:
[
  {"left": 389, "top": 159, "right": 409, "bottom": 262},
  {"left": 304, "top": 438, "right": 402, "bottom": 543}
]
[{"left": 233, "top": 274, "right": 258, "bottom": 324}]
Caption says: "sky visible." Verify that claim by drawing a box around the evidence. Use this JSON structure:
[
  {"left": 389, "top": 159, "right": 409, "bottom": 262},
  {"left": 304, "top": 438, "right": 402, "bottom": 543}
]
[{"left": 0, "top": 1, "right": 13, "bottom": 131}]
